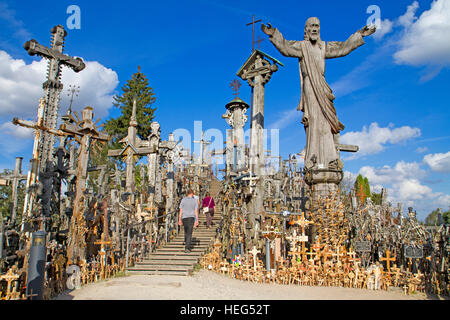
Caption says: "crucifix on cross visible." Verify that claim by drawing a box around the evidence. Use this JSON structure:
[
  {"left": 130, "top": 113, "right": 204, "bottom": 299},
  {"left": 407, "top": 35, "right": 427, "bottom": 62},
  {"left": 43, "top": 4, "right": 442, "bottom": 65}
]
[{"left": 193, "top": 131, "right": 211, "bottom": 165}]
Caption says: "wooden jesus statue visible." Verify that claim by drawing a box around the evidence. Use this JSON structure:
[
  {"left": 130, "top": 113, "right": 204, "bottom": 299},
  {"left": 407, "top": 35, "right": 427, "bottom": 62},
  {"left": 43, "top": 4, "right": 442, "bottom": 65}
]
[{"left": 262, "top": 17, "right": 375, "bottom": 171}]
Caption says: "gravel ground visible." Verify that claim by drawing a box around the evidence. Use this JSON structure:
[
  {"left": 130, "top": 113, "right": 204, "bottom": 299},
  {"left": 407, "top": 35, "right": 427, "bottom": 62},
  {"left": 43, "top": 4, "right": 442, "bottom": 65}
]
[{"left": 54, "top": 269, "right": 432, "bottom": 300}]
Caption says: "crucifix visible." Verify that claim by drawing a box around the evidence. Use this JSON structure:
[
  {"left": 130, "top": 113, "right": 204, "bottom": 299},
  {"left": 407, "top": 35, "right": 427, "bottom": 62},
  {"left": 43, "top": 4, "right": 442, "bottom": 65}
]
[
  {"left": 13, "top": 99, "right": 70, "bottom": 230},
  {"left": 94, "top": 233, "right": 112, "bottom": 280},
  {"left": 0, "top": 157, "right": 27, "bottom": 226},
  {"left": 61, "top": 106, "right": 109, "bottom": 265},
  {"left": 0, "top": 267, "right": 20, "bottom": 298},
  {"left": 193, "top": 130, "right": 211, "bottom": 165},
  {"left": 23, "top": 25, "right": 85, "bottom": 170}
]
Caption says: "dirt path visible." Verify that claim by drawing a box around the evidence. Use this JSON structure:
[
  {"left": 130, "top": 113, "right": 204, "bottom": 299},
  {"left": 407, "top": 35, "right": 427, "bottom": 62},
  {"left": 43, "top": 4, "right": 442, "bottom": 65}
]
[{"left": 54, "top": 269, "right": 431, "bottom": 300}]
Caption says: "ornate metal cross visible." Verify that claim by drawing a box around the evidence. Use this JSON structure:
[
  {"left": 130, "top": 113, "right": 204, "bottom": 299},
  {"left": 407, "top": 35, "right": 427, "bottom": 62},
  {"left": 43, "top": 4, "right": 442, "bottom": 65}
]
[{"left": 229, "top": 79, "right": 242, "bottom": 98}]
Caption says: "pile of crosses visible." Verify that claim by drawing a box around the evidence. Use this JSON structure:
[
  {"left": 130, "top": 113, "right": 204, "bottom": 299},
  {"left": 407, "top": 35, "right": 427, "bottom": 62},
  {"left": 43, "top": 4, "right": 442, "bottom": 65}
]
[
  {"left": 203, "top": 193, "right": 449, "bottom": 295},
  {"left": 0, "top": 24, "right": 194, "bottom": 299}
]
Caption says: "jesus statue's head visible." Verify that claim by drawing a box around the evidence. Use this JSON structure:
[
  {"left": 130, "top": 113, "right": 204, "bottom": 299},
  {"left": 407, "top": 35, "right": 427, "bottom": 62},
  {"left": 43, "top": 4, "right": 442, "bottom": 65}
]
[{"left": 304, "top": 17, "right": 321, "bottom": 42}]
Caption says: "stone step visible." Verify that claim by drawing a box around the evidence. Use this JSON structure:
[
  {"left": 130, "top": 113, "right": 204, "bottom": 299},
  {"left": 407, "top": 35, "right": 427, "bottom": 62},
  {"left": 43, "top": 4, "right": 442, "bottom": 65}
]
[
  {"left": 128, "top": 265, "right": 193, "bottom": 271},
  {"left": 156, "top": 248, "right": 207, "bottom": 253},
  {"left": 162, "top": 245, "right": 210, "bottom": 250},
  {"left": 144, "top": 256, "right": 200, "bottom": 263},
  {"left": 147, "top": 252, "right": 202, "bottom": 258},
  {"left": 127, "top": 270, "right": 191, "bottom": 276},
  {"left": 136, "top": 260, "right": 196, "bottom": 266}
]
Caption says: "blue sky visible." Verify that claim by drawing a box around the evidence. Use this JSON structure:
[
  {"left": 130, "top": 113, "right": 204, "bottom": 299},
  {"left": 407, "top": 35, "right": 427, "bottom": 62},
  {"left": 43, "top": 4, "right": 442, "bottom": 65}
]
[{"left": 0, "top": 0, "right": 449, "bottom": 220}]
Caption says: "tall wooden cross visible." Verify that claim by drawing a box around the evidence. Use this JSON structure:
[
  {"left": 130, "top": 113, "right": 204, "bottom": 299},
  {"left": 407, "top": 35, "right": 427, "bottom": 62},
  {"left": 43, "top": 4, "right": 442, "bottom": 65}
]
[
  {"left": 108, "top": 99, "right": 147, "bottom": 194},
  {"left": 13, "top": 98, "right": 69, "bottom": 229},
  {"left": 246, "top": 15, "right": 262, "bottom": 52},
  {"left": 24, "top": 25, "right": 85, "bottom": 169},
  {"left": 62, "top": 106, "right": 109, "bottom": 265}
]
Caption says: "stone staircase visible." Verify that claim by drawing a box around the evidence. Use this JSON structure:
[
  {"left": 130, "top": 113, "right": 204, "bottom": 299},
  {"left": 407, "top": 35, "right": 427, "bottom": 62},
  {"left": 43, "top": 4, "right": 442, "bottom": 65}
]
[{"left": 127, "top": 181, "right": 222, "bottom": 276}]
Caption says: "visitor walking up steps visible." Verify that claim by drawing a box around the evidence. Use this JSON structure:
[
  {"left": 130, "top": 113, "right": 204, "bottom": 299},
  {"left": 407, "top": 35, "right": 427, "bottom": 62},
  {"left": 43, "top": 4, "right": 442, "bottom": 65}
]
[
  {"left": 202, "top": 192, "right": 215, "bottom": 229},
  {"left": 179, "top": 189, "right": 199, "bottom": 253}
]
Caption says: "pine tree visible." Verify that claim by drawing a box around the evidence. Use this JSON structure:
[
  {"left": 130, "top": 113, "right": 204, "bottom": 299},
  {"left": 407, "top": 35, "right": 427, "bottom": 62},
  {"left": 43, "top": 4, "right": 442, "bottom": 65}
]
[
  {"left": 363, "top": 177, "right": 371, "bottom": 198},
  {"left": 104, "top": 66, "right": 157, "bottom": 145},
  {"left": 354, "top": 174, "right": 372, "bottom": 201}
]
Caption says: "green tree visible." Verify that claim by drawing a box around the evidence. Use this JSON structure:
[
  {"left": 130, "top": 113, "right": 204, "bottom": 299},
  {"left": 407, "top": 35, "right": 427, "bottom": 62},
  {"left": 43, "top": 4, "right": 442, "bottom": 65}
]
[
  {"left": 371, "top": 192, "right": 382, "bottom": 205},
  {"left": 425, "top": 209, "right": 450, "bottom": 226},
  {"left": 363, "top": 177, "right": 371, "bottom": 198},
  {"left": 103, "top": 66, "right": 157, "bottom": 146}
]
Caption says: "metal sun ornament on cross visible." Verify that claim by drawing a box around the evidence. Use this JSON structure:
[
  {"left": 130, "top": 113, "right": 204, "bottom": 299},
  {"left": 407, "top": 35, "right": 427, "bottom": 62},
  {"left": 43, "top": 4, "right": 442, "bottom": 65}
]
[{"left": 230, "top": 79, "right": 241, "bottom": 98}]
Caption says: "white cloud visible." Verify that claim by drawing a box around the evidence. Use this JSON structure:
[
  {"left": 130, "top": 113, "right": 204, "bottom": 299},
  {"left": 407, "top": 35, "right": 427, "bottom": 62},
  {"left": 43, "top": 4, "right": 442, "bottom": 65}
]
[
  {"left": 423, "top": 151, "right": 450, "bottom": 172},
  {"left": 416, "top": 146, "right": 428, "bottom": 153},
  {"left": 0, "top": 2, "right": 31, "bottom": 40},
  {"left": 268, "top": 109, "right": 299, "bottom": 130},
  {"left": 0, "top": 121, "right": 34, "bottom": 139},
  {"left": 353, "top": 160, "right": 450, "bottom": 218},
  {"left": 394, "top": 178, "right": 433, "bottom": 201},
  {"left": 397, "top": 1, "right": 420, "bottom": 28},
  {"left": 359, "top": 160, "right": 425, "bottom": 185},
  {"left": 340, "top": 122, "right": 421, "bottom": 159},
  {"left": 373, "top": 18, "right": 394, "bottom": 40},
  {"left": 394, "top": 0, "right": 450, "bottom": 72},
  {"left": 0, "top": 50, "right": 119, "bottom": 120}
]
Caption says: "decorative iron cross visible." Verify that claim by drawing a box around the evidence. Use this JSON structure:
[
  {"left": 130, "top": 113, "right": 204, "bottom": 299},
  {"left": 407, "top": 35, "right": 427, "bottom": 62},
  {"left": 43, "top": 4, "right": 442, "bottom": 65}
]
[{"left": 229, "top": 79, "right": 241, "bottom": 97}]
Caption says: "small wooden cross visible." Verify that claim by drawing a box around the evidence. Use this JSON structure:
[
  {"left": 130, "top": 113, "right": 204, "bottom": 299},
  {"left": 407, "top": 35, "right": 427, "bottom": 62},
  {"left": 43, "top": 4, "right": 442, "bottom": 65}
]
[
  {"left": 379, "top": 250, "right": 396, "bottom": 273},
  {"left": 290, "top": 212, "right": 313, "bottom": 237},
  {"left": 306, "top": 247, "right": 316, "bottom": 262},
  {"left": 249, "top": 246, "right": 261, "bottom": 271}
]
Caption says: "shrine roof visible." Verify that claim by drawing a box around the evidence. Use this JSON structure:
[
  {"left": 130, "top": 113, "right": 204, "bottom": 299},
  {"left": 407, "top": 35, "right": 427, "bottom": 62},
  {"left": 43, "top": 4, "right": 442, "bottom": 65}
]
[{"left": 236, "top": 49, "right": 284, "bottom": 77}]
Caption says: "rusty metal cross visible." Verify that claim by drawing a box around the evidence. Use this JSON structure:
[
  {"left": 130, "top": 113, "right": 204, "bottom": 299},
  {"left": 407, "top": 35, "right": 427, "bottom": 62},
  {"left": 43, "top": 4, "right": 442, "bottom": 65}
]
[
  {"left": 246, "top": 15, "right": 262, "bottom": 51},
  {"left": 255, "top": 36, "right": 264, "bottom": 49}
]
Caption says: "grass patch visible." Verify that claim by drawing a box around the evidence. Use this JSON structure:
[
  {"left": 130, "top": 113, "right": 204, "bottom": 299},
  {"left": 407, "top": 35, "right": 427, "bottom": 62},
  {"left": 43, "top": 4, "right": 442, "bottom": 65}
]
[{"left": 193, "top": 263, "right": 202, "bottom": 272}]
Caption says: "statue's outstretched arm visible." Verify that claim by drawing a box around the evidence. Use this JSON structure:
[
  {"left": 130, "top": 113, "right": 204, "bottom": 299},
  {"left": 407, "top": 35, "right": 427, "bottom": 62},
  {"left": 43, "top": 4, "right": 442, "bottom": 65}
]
[
  {"left": 262, "top": 23, "right": 302, "bottom": 58},
  {"left": 326, "top": 25, "right": 376, "bottom": 59}
]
